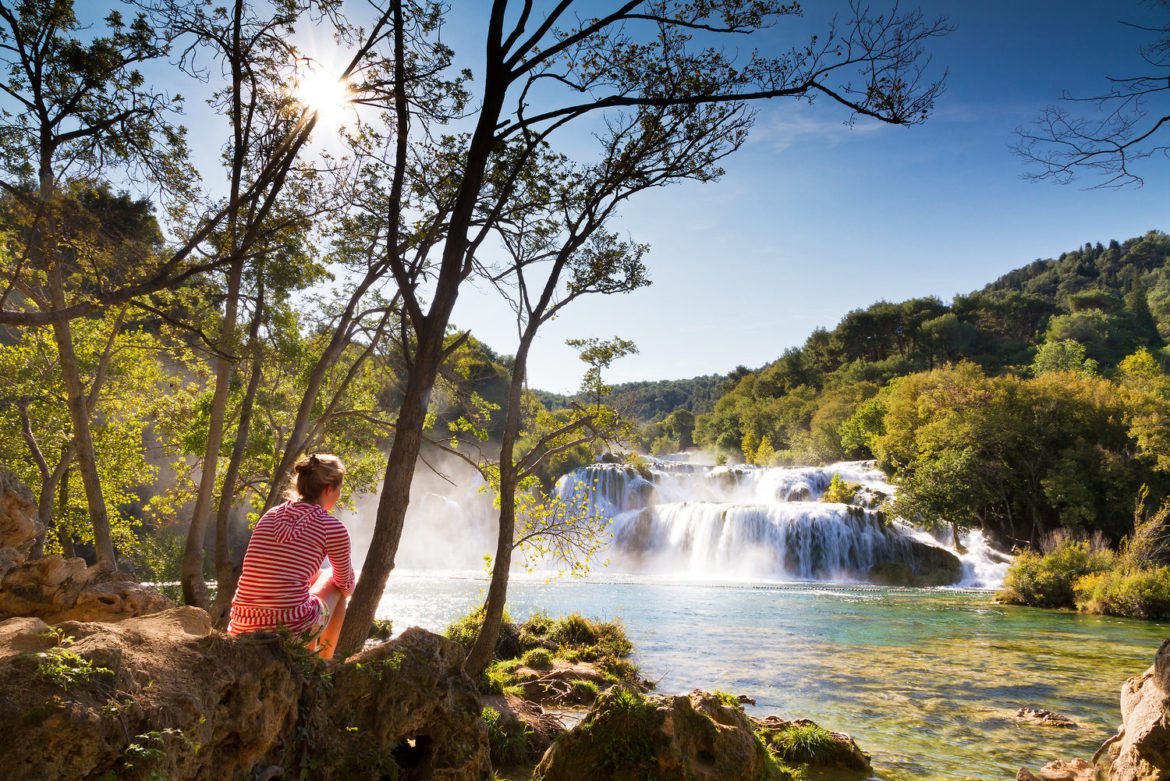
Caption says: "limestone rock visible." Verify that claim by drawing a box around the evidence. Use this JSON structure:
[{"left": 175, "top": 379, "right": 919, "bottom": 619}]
[
  {"left": 0, "top": 465, "right": 40, "bottom": 580},
  {"left": 866, "top": 538, "right": 964, "bottom": 587},
  {"left": 1106, "top": 664, "right": 1170, "bottom": 780},
  {"left": 536, "top": 689, "right": 777, "bottom": 781},
  {"left": 1017, "top": 759, "right": 1096, "bottom": 781},
  {"left": 0, "top": 606, "right": 299, "bottom": 781},
  {"left": 1015, "top": 707, "right": 1079, "bottom": 729},
  {"left": 0, "top": 469, "right": 171, "bottom": 624},
  {"left": 321, "top": 626, "right": 492, "bottom": 781},
  {"left": 535, "top": 688, "right": 871, "bottom": 781},
  {"left": 0, "top": 611, "right": 491, "bottom": 781},
  {"left": 753, "top": 715, "right": 872, "bottom": 779}
]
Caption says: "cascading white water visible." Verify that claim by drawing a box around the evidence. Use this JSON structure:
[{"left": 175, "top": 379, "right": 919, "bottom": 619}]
[{"left": 556, "top": 459, "right": 1010, "bottom": 587}]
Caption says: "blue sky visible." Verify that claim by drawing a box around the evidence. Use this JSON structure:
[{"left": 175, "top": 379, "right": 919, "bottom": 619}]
[
  {"left": 83, "top": 2, "right": 1170, "bottom": 393},
  {"left": 439, "top": 1, "right": 1170, "bottom": 392}
]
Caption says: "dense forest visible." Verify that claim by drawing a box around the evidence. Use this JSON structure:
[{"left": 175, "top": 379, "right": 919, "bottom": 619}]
[{"left": 674, "top": 231, "right": 1170, "bottom": 547}]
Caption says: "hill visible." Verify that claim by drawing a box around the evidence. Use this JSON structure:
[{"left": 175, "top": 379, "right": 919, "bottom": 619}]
[
  {"left": 534, "top": 374, "right": 727, "bottom": 423},
  {"left": 680, "top": 231, "right": 1170, "bottom": 546}
]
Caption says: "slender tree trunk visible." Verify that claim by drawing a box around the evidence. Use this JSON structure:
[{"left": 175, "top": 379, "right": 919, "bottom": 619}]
[
  {"left": 57, "top": 467, "right": 74, "bottom": 559},
  {"left": 465, "top": 478, "right": 516, "bottom": 678},
  {"left": 335, "top": 3, "right": 511, "bottom": 658},
  {"left": 210, "top": 291, "right": 265, "bottom": 627},
  {"left": 336, "top": 348, "right": 440, "bottom": 656},
  {"left": 182, "top": 258, "right": 244, "bottom": 608},
  {"left": 44, "top": 237, "right": 115, "bottom": 567},
  {"left": 463, "top": 340, "right": 530, "bottom": 678}
]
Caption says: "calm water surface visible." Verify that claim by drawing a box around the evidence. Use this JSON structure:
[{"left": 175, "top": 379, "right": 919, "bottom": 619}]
[{"left": 377, "top": 572, "right": 1167, "bottom": 781}]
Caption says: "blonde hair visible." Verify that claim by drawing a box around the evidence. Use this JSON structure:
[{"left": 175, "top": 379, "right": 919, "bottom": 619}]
[{"left": 287, "top": 453, "right": 346, "bottom": 503}]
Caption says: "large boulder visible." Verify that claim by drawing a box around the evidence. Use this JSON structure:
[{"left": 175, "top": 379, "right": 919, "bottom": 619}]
[
  {"left": 320, "top": 627, "right": 492, "bottom": 780},
  {"left": 534, "top": 688, "right": 871, "bottom": 781},
  {"left": 1103, "top": 641, "right": 1170, "bottom": 781},
  {"left": 867, "top": 540, "right": 963, "bottom": 587},
  {"left": 0, "top": 466, "right": 41, "bottom": 580},
  {"left": 0, "top": 606, "right": 299, "bottom": 781},
  {"left": 0, "top": 610, "right": 492, "bottom": 780},
  {"left": 0, "top": 467, "right": 170, "bottom": 624}
]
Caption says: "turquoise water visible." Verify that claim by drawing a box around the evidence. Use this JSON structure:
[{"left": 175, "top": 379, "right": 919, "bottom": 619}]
[{"left": 378, "top": 572, "right": 1169, "bottom": 781}]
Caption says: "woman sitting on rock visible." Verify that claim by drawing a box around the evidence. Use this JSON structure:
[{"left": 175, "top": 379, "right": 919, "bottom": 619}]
[{"left": 228, "top": 453, "right": 354, "bottom": 660}]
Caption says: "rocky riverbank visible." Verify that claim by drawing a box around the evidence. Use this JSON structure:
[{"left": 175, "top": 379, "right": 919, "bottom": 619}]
[{"left": 3, "top": 466, "right": 1170, "bottom": 780}]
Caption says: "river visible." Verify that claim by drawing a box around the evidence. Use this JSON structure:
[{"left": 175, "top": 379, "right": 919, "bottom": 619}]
[{"left": 377, "top": 571, "right": 1166, "bottom": 781}]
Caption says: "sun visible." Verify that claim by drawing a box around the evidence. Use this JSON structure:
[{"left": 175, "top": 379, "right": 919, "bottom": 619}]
[{"left": 294, "top": 64, "right": 354, "bottom": 132}]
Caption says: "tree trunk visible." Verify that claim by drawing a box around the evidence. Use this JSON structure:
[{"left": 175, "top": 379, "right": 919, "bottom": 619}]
[
  {"left": 47, "top": 260, "right": 115, "bottom": 567},
  {"left": 182, "top": 257, "right": 244, "bottom": 608},
  {"left": 463, "top": 338, "right": 531, "bottom": 679},
  {"left": 464, "top": 479, "right": 516, "bottom": 678},
  {"left": 335, "top": 2, "right": 511, "bottom": 658},
  {"left": 57, "top": 467, "right": 74, "bottom": 559},
  {"left": 335, "top": 351, "right": 439, "bottom": 656},
  {"left": 210, "top": 293, "right": 265, "bottom": 627}
]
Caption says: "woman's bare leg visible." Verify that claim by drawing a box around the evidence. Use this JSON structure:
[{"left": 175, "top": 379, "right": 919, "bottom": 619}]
[{"left": 308, "top": 569, "right": 348, "bottom": 660}]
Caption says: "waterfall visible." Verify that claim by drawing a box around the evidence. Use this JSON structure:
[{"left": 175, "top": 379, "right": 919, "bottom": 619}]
[{"left": 556, "top": 459, "right": 1010, "bottom": 587}]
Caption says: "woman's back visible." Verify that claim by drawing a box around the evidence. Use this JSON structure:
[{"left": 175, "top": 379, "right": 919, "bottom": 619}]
[{"left": 230, "top": 500, "right": 354, "bottom": 632}]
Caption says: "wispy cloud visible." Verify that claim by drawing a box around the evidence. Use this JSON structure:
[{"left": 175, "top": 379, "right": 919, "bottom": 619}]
[{"left": 749, "top": 109, "right": 889, "bottom": 153}]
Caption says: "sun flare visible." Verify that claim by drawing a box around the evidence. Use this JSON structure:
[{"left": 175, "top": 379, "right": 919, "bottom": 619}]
[{"left": 294, "top": 65, "right": 353, "bottom": 131}]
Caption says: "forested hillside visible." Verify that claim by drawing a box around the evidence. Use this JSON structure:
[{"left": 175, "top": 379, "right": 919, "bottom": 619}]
[
  {"left": 536, "top": 374, "right": 726, "bottom": 421},
  {"left": 685, "top": 231, "right": 1170, "bottom": 547}
]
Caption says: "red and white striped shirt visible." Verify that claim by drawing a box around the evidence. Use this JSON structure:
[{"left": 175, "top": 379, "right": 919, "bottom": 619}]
[{"left": 228, "top": 500, "right": 355, "bottom": 635}]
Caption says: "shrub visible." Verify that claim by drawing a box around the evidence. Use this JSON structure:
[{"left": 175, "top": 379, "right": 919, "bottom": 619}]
[
  {"left": 522, "top": 648, "right": 553, "bottom": 670},
  {"left": 367, "top": 619, "right": 394, "bottom": 642},
  {"left": 571, "top": 679, "right": 600, "bottom": 700},
  {"left": 1075, "top": 567, "right": 1170, "bottom": 620},
  {"left": 997, "top": 538, "right": 1115, "bottom": 608},
  {"left": 547, "top": 613, "right": 633, "bottom": 662},
  {"left": 447, "top": 606, "right": 640, "bottom": 693},
  {"left": 480, "top": 659, "right": 524, "bottom": 695},
  {"left": 482, "top": 706, "right": 528, "bottom": 767},
  {"left": 549, "top": 613, "right": 597, "bottom": 648},
  {"left": 820, "top": 474, "right": 861, "bottom": 504},
  {"left": 444, "top": 605, "right": 518, "bottom": 658},
  {"left": 765, "top": 722, "right": 837, "bottom": 765},
  {"left": 516, "top": 612, "right": 556, "bottom": 654}
]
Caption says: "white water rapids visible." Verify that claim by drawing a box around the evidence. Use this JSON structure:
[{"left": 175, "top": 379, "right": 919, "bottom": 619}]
[{"left": 554, "top": 458, "right": 1011, "bottom": 588}]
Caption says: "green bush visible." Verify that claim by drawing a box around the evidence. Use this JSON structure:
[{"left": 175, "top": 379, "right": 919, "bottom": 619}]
[
  {"left": 997, "top": 538, "right": 1115, "bottom": 609},
  {"left": 820, "top": 474, "right": 861, "bottom": 505},
  {"left": 764, "top": 722, "right": 837, "bottom": 765},
  {"left": 1074, "top": 566, "right": 1170, "bottom": 620},
  {"left": 445, "top": 606, "right": 640, "bottom": 694},
  {"left": 571, "top": 679, "right": 600, "bottom": 700},
  {"left": 367, "top": 619, "right": 394, "bottom": 642},
  {"left": 482, "top": 706, "right": 528, "bottom": 767},
  {"left": 522, "top": 648, "right": 553, "bottom": 670}
]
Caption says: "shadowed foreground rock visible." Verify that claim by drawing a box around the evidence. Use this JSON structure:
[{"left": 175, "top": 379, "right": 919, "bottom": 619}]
[
  {"left": 0, "top": 608, "right": 490, "bottom": 780},
  {"left": 0, "top": 466, "right": 170, "bottom": 623},
  {"left": 534, "top": 688, "right": 871, "bottom": 781}
]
